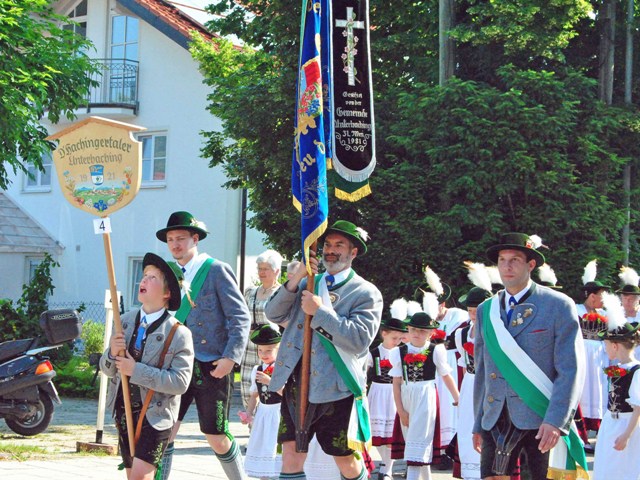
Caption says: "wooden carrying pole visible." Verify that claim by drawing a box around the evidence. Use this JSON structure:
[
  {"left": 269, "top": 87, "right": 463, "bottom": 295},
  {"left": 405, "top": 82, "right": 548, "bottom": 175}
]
[
  {"left": 296, "top": 244, "right": 317, "bottom": 452},
  {"left": 103, "top": 232, "right": 136, "bottom": 455}
]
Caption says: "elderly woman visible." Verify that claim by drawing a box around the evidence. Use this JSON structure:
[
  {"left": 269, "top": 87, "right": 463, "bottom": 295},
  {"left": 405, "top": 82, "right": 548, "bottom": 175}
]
[{"left": 240, "top": 249, "right": 283, "bottom": 409}]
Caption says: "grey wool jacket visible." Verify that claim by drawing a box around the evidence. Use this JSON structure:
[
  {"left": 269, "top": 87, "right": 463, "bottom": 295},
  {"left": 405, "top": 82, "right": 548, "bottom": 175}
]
[
  {"left": 182, "top": 259, "right": 251, "bottom": 364},
  {"left": 473, "top": 283, "right": 585, "bottom": 435},
  {"left": 100, "top": 310, "right": 194, "bottom": 431},
  {"left": 265, "top": 271, "right": 383, "bottom": 404}
]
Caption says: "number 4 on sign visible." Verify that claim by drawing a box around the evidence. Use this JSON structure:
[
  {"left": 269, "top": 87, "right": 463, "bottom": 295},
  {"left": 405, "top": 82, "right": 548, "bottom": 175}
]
[{"left": 93, "top": 217, "right": 112, "bottom": 235}]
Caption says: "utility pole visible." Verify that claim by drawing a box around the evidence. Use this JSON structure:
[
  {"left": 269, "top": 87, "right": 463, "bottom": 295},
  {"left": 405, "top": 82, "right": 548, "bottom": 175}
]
[
  {"left": 623, "top": 0, "right": 634, "bottom": 265},
  {"left": 439, "top": 0, "right": 455, "bottom": 86}
]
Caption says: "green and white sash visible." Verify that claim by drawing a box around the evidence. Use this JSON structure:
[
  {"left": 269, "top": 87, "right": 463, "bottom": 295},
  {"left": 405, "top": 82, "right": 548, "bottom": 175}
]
[
  {"left": 314, "top": 270, "right": 371, "bottom": 450},
  {"left": 173, "top": 257, "right": 214, "bottom": 323},
  {"left": 483, "top": 296, "right": 589, "bottom": 480}
]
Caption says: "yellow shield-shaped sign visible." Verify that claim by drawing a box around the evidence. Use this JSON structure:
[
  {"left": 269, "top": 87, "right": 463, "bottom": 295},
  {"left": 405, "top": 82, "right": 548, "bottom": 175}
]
[{"left": 47, "top": 117, "right": 145, "bottom": 217}]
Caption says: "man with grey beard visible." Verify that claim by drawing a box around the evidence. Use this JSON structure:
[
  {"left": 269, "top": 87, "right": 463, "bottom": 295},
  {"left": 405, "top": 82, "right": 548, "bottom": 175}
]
[{"left": 265, "top": 220, "right": 383, "bottom": 480}]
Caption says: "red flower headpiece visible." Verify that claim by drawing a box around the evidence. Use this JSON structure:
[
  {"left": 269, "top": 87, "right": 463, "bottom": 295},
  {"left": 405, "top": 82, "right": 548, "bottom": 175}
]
[{"left": 581, "top": 312, "right": 607, "bottom": 323}]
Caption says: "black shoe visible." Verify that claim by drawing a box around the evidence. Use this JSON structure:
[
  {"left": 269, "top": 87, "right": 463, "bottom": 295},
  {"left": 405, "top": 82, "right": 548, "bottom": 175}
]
[{"left": 584, "top": 443, "right": 595, "bottom": 453}]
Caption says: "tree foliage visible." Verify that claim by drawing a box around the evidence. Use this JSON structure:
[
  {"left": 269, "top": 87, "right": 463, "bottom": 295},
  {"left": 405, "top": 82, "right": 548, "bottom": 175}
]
[
  {"left": 0, "top": 253, "right": 59, "bottom": 340},
  {"left": 194, "top": 0, "right": 640, "bottom": 304},
  {"left": 0, "top": 0, "right": 98, "bottom": 190}
]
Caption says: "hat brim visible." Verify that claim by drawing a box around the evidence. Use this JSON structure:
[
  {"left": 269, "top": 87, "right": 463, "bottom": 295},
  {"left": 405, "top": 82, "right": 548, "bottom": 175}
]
[
  {"left": 143, "top": 253, "right": 182, "bottom": 311},
  {"left": 598, "top": 323, "right": 640, "bottom": 340},
  {"left": 320, "top": 228, "right": 367, "bottom": 255},
  {"left": 486, "top": 244, "right": 545, "bottom": 267},
  {"left": 616, "top": 287, "right": 640, "bottom": 295},
  {"left": 156, "top": 226, "right": 208, "bottom": 243}
]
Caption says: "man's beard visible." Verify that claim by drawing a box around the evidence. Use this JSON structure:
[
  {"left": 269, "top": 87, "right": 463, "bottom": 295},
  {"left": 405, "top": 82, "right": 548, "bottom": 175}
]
[{"left": 322, "top": 253, "right": 351, "bottom": 273}]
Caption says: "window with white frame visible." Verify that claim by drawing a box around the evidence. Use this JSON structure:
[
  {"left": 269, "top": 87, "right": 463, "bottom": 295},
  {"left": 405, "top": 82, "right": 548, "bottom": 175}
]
[
  {"left": 138, "top": 133, "right": 167, "bottom": 185},
  {"left": 26, "top": 257, "right": 44, "bottom": 283},
  {"left": 64, "top": 0, "right": 88, "bottom": 38},
  {"left": 110, "top": 15, "right": 139, "bottom": 103},
  {"left": 129, "top": 257, "right": 144, "bottom": 309},
  {"left": 24, "top": 152, "right": 53, "bottom": 192}
]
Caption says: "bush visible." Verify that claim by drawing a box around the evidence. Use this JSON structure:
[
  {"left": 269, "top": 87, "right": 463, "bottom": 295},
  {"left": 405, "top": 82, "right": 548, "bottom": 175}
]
[
  {"left": 81, "top": 320, "right": 105, "bottom": 356},
  {"left": 54, "top": 356, "right": 99, "bottom": 399}
]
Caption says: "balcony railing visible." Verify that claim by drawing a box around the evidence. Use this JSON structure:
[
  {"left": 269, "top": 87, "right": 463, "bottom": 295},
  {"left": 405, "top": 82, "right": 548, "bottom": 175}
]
[{"left": 85, "top": 58, "right": 139, "bottom": 114}]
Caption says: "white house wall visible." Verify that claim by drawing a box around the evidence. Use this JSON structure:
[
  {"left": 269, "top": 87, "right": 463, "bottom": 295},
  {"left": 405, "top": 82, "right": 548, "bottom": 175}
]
[{"left": 2, "top": 0, "right": 267, "bottom": 315}]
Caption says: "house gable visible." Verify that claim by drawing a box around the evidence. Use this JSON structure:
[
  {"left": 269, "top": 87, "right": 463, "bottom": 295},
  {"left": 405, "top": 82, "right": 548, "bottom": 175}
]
[{"left": 117, "top": 0, "right": 216, "bottom": 50}]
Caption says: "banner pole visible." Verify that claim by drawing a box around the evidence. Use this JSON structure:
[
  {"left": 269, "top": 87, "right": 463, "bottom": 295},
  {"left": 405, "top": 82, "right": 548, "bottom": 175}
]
[
  {"left": 296, "top": 242, "right": 317, "bottom": 452},
  {"left": 103, "top": 231, "right": 136, "bottom": 455}
]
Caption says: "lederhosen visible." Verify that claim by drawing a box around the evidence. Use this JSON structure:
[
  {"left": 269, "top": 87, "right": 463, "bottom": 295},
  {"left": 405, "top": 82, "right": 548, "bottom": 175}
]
[{"left": 115, "top": 311, "right": 172, "bottom": 468}]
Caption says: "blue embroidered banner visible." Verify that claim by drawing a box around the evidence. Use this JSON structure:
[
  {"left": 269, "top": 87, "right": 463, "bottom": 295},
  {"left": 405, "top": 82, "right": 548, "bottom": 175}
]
[{"left": 293, "top": 0, "right": 330, "bottom": 272}]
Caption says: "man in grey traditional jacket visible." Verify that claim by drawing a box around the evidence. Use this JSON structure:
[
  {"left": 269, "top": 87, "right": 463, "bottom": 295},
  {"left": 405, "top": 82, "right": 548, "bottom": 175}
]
[
  {"left": 472, "top": 233, "right": 586, "bottom": 480},
  {"left": 265, "top": 220, "right": 383, "bottom": 480},
  {"left": 157, "top": 211, "right": 251, "bottom": 480}
]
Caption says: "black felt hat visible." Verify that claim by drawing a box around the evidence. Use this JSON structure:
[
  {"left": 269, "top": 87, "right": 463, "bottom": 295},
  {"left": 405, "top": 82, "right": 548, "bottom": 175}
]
[
  {"left": 486, "top": 232, "right": 545, "bottom": 267},
  {"left": 459, "top": 287, "right": 492, "bottom": 308},
  {"left": 381, "top": 317, "right": 409, "bottom": 333},
  {"left": 598, "top": 322, "right": 640, "bottom": 341},
  {"left": 156, "top": 211, "right": 209, "bottom": 242},
  {"left": 583, "top": 281, "right": 610, "bottom": 295},
  {"left": 617, "top": 284, "right": 640, "bottom": 295},
  {"left": 320, "top": 220, "right": 368, "bottom": 255},
  {"left": 406, "top": 312, "right": 439, "bottom": 330},
  {"left": 250, "top": 325, "right": 282, "bottom": 345},
  {"left": 142, "top": 253, "right": 183, "bottom": 311}
]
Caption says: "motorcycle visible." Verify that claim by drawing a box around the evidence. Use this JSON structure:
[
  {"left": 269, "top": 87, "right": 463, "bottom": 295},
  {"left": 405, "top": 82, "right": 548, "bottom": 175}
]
[{"left": 0, "top": 309, "right": 82, "bottom": 436}]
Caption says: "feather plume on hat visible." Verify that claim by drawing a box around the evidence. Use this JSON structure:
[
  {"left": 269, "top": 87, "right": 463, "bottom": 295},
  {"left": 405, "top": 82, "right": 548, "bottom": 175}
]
[
  {"left": 424, "top": 266, "right": 444, "bottom": 297},
  {"left": 529, "top": 234, "right": 544, "bottom": 250},
  {"left": 423, "top": 291, "right": 440, "bottom": 321},
  {"left": 390, "top": 298, "right": 408, "bottom": 321},
  {"left": 406, "top": 300, "right": 423, "bottom": 317},
  {"left": 582, "top": 259, "right": 598, "bottom": 285},
  {"left": 486, "top": 266, "right": 503, "bottom": 286},
  {"left": 537, "top": 264, "right": 558, "bottom": 286},
  {"left": 463, "top": 261, "right": 492, "bottom": 292},
  {"left": 619, "top": 266, "right": 640, "bottom": 287},
  {"left": 602, "top": 291, "right": 627, "bottom": 331}
]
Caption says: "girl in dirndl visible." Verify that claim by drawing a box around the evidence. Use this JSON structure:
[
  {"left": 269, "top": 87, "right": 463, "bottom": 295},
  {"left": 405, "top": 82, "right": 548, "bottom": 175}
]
[
  {"left": 454, "top": 286, "right": 492, "bottom": 480},
  {"left": 240, "top": 325, "right": 283, "bottom": 480},
  {"left": 367, "top": 299, "right": 409, "bottom": 480},
  {"left": 390, "top": 293, "right": 460, "bottom": 480},
  {"left": 592, "top": 292, "right": 640, "bottom": 480}
]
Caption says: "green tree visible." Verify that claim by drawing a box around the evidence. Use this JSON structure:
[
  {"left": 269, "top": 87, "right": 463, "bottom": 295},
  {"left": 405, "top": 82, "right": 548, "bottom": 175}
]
[
  {"left": 0, "top": 253, "right": 59, "bottom": 340},
  {"left": 0, "top": 0, "right": 97, "bottom": 189},
  {"left": 193, "top": 0, "right": 640, "bottom": 304}
]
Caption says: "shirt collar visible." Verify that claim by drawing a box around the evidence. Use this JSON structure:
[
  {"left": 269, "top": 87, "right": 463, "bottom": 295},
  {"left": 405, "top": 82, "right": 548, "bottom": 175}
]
[
  {"left": 180, "top": 252, "right": 209, "bottom": 281},
  {"left": 324, "top": 268, "right": 351, "bottom": 285},
  {"left": 504, "top": 279, "right": 532, "bottom": 309},
  {"left": 140, "top": 307, "right": 166, "bottom": 326}
]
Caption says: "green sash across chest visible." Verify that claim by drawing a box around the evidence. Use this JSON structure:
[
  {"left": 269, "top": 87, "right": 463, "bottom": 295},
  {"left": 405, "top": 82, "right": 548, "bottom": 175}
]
[
  {"left": 313, "top": 270, "right": 371, "bottom": 449},
  {"left": 482, "top": 296, "right": 589, "bottom": 480},
  {"left": 174, "top": 257, "right": 214, "bottom": 323}
]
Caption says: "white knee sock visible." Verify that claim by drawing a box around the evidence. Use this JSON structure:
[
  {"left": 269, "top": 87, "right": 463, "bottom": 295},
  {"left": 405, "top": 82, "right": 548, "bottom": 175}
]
[{"left": 377, "top": 445, "right": 393, "bottom": 476}]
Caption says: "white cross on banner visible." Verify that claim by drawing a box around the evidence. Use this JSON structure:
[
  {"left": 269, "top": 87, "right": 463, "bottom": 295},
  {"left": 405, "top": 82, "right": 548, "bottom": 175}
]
[{"left": 335, "top": 6, "right": 365, "bottom": 87}]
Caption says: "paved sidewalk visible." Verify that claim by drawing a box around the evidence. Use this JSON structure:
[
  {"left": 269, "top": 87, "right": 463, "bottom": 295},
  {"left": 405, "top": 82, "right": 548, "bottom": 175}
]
[{"left": 0, "top": 394, "right": 593, "bottom": 479}]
